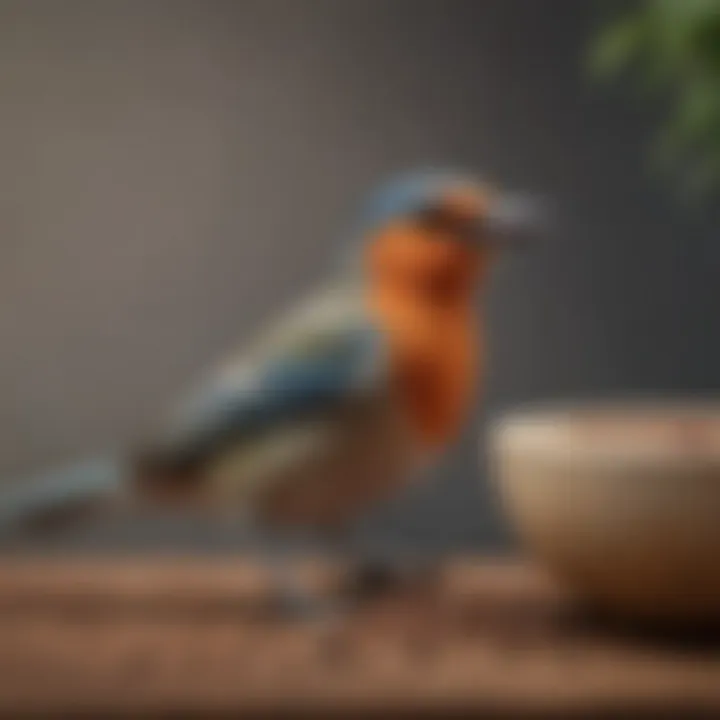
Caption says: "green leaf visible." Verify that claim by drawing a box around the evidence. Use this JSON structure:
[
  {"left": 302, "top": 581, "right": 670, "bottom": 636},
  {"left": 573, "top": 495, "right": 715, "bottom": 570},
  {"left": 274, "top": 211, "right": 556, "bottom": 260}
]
[
  {"left": 589, "top": 14, "right": 648, "bottom": 78},
  {"left": 590, "top": 0, "right": 720, "bottom": 198},
  {"left": 677, "top": 79, "right": 720, "bottom": 140}
]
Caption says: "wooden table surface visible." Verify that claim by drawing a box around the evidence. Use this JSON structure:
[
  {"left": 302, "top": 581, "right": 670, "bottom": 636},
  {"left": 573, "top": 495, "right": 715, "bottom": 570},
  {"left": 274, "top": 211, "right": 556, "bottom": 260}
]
[{"left": 1, "top": 557, "right": 719, "bottom": 718}]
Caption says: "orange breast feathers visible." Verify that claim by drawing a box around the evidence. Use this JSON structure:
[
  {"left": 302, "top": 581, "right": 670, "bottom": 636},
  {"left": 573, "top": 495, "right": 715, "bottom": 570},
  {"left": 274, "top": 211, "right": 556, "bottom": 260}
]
[{"left": 364, "top": 222, "right": 490, "bottom": 450}]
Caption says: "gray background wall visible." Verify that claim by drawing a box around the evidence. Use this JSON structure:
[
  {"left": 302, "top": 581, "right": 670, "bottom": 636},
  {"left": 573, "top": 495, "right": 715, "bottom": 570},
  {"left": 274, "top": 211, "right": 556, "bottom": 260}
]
[{"left": 0, "top": 0, "right": 718, "bottom": 552}]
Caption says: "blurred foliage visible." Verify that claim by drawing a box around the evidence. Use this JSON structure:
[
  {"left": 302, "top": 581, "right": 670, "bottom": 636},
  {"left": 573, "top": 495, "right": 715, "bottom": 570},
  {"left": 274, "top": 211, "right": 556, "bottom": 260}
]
[{"left": 590, "top": 0, "right": 720, "bottom": 197}]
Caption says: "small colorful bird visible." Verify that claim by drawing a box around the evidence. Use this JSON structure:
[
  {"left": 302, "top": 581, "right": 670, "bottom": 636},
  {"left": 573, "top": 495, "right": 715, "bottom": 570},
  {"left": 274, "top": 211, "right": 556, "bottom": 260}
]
[{"left": 0, "top": 169, "right": 538, "bottom": 612}]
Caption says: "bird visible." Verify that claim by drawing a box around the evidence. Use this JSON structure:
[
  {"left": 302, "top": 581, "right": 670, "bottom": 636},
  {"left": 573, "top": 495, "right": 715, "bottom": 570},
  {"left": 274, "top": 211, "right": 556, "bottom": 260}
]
[{"left": 0, "top": 169, "right": 539, "bottom": 614}]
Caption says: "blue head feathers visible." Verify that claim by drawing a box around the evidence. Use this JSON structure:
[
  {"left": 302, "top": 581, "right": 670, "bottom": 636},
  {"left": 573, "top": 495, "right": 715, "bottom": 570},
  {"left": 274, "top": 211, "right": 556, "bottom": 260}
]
[
  {"left": 356, "top": 169, "right": 483, "bottom": 235},
  {"left": 336, "top": 169, "right": 485, "bottom": 271}
]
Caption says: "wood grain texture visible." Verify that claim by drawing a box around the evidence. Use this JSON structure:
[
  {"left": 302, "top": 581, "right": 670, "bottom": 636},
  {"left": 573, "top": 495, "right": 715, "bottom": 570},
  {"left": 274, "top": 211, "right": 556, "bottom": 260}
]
[{"left": 0, "top": 558, "right": 719, "bottom": 718}]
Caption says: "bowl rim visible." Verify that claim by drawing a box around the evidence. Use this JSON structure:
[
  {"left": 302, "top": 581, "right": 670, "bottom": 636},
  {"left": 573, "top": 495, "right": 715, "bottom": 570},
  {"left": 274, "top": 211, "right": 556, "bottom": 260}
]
[
  {"left": 490, "top": 396, "right": 720, "bottom": 425},
  {"left": 488, "top": 396, "right": 720, "bottom": 462}
]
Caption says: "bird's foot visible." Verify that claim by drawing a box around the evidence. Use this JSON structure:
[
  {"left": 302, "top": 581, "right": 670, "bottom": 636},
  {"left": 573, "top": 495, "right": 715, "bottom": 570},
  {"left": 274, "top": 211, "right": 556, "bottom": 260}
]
[
  {"left": 268, "top": 586, "right": 340, "bottom": 622},
  {"left": 340, "top": 557, "right": 442, "bottom": 605}
]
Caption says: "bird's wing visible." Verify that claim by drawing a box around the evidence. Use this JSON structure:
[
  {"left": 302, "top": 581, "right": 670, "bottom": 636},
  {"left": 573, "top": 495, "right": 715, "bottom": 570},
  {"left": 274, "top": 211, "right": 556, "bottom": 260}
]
[{"left": 153, "top": 282, "right": 389, "bottom": 466}]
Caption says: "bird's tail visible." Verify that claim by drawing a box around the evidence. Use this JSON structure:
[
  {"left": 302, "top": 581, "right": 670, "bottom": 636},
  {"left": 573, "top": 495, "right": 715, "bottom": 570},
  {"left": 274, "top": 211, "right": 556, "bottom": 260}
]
[{"left": 0, "top": 455, "right": 125, "bottom": 537}]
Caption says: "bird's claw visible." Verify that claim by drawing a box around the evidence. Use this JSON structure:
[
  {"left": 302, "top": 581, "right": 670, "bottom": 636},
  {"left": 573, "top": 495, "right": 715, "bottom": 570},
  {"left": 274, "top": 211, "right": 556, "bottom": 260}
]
[{"left": 340, "top": 558, "right": 442, "bottom": 603}]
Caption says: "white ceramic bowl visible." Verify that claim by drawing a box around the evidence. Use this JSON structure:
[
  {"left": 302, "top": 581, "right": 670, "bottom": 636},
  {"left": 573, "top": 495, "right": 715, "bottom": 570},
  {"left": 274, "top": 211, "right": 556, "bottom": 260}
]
[{"left": 490, "top": 401, "right": 720, "bottom": 624}]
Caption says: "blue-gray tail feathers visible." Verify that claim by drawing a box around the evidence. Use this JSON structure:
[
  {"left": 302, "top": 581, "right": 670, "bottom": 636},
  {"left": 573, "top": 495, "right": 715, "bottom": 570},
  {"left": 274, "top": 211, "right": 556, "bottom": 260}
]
[{"left": 0, "top": 455, "right": 124, "bottom": 536}]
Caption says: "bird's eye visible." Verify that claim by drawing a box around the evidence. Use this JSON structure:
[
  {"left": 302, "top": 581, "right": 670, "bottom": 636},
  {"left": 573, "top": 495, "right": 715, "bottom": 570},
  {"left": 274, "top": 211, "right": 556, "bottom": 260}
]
[
  {"left": 419, "top": 205, "right": 480, "bottom": 241},
  {"left": 418, "top": 206, "right": 452, "bottom": 232}
]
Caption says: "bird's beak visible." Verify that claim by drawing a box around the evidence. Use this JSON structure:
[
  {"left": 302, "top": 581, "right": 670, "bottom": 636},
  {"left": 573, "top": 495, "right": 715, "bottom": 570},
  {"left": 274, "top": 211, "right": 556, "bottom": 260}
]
[{"left": 483, "top": 193, "right": 547, "bottom": 249}]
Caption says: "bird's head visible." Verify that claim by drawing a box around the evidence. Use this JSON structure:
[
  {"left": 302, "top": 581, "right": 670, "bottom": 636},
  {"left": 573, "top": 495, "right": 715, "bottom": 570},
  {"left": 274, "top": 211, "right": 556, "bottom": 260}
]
[{"left": 355, "top": 170, "right": 541, "bottom": 305}]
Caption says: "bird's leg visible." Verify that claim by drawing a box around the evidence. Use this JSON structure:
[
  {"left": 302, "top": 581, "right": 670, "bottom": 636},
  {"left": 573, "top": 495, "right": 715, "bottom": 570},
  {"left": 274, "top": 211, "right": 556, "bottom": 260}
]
[
  {"left": 228, "top": 509, "right": 331, "bottom": 621},
  {"left": 265, "top": 550, "right": 325, "bottom": 619},
  {"left": 259, "top": 533, "right": 343, "bottom": 622}
]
